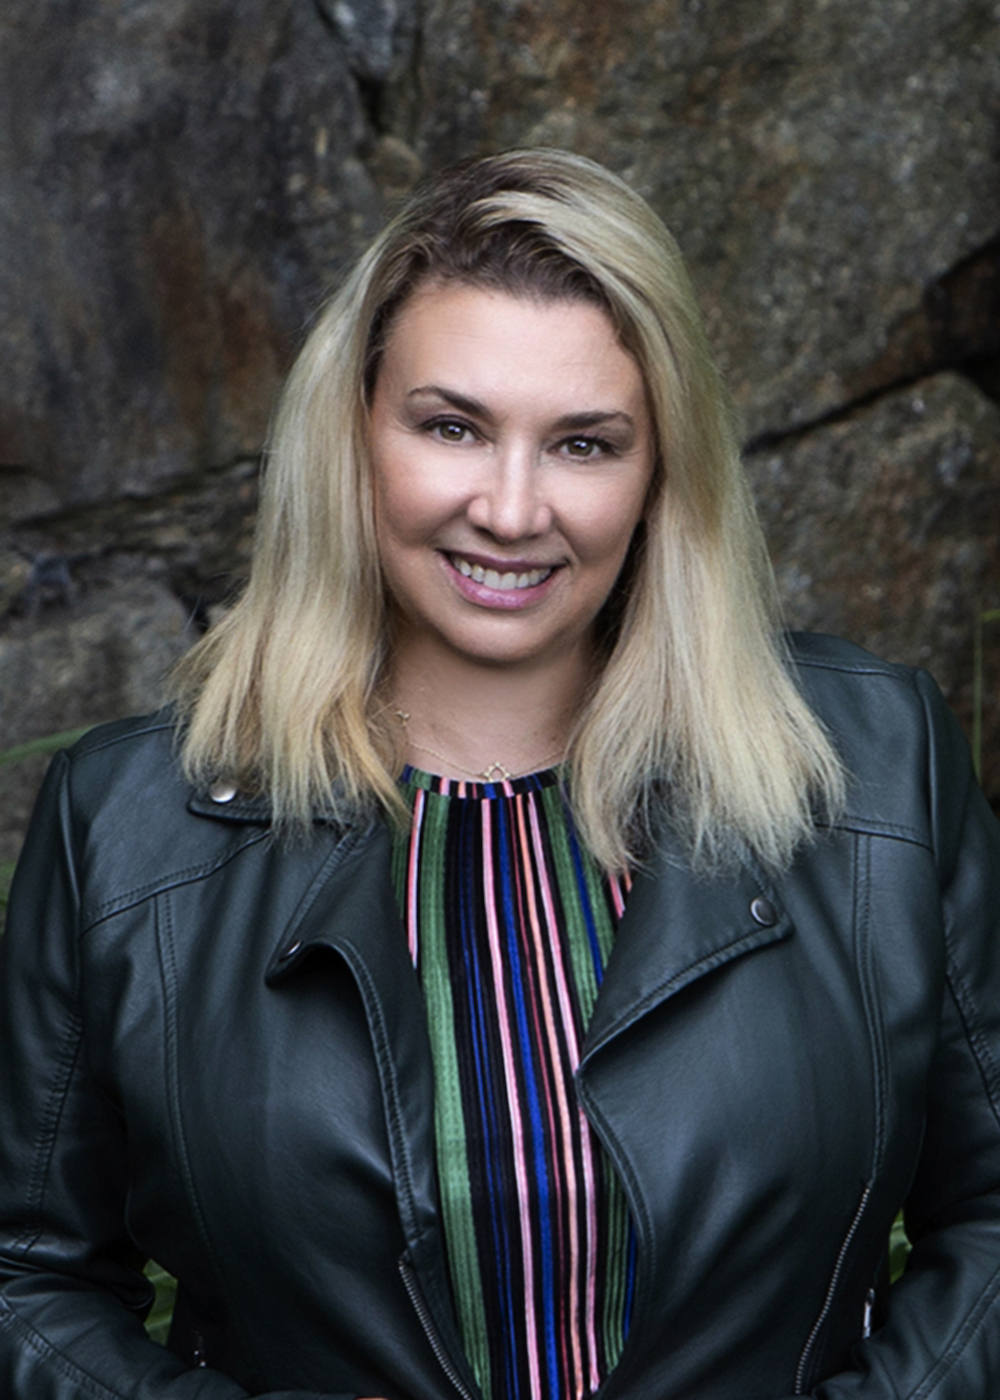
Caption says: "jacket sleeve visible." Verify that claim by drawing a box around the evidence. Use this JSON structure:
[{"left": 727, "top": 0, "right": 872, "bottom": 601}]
[
  {"left": 0, "top": 752, "right": 354, "bottom": 1400},
  {"left": 793, "top": 671, "right": 1000, "bottom": 1399}
]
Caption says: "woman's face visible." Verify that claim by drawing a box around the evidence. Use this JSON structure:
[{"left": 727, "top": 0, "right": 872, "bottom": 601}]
[{"left": 368, "top": 281, "right": 655, "bottom": 675}]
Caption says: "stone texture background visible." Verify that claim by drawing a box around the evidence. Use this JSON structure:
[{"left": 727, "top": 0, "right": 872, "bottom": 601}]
[{"left": 2, "top": 0, "right": 999, "bottom": 865}]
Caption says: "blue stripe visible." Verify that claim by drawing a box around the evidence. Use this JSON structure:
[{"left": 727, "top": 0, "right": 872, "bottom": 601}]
[
  {"left": 456, "top": 802, "right": 521, "bottom": 1389},
  {"left": 495, "top": 795, "right": 561, "bottom": 1399}
]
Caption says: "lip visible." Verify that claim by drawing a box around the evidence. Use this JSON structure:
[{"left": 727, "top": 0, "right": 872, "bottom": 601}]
[{"left": 440, "top": 550, "right": 563, "bottom": 609}]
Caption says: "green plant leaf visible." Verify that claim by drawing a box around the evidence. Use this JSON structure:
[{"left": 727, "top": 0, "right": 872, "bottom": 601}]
[
  {"left": 0, "top": 860, "right": 16, "bottom": 919},
  {"left": 143, "top": 1261, "right": 177, "bottom": 1344},
  {"left": 889, "top": 1211, "right": 911, "bottom": 1283},
  {"left": 0, "top": 727, "right": 93, "bottom": 769}
]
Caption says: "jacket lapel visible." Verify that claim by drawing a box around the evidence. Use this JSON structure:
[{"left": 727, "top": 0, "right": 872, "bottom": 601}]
[
  {"left": 582, "top": 838, "right": 793, "bottom": 1066},
  {"left": 263, "top": 818, "right": 478, "bottom": 1396},
  {"left": 263, "top": 819, "right": 439, "bottom": 1244}
]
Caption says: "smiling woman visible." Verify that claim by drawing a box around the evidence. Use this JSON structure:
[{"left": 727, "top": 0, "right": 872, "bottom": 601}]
[
  {"left": 171, "top": 150, "right": 846, "bottom": 873},
  {"left": 1, "top": 149, "right": 998, "bottom": 1400}
]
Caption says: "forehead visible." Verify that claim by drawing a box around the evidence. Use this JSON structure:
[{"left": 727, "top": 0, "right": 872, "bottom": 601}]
[{"left": 375, "top": 281, "right": 649, "bottom": 412}]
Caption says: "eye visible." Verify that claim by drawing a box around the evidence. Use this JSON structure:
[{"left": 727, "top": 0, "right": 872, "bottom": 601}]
[
  {"left": 426, "top": 418, "right": 476, "bottom": 444},
  {"left": 559, "top": 435, "right": 614, "bottom": 460}
]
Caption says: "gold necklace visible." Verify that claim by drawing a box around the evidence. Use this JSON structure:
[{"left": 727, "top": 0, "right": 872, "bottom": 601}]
[{"left": 394, "top": 709, "right": 565, "bottom": 783}]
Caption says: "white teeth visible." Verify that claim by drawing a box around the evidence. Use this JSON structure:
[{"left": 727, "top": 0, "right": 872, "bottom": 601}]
[{"left": 451, "top": 555, "right": 552, "bottom": 589}]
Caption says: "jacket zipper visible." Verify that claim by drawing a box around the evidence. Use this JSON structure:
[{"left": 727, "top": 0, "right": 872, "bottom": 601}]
[
  {"left": 794, "top": 1182, "right": 872, "bottom": 1394},
  {"left": 192, "top": 1331, "right": 208, "bottom": 1368},
  {"left": 398, "top": 1256, "right": 476, "bottom": 1400}
]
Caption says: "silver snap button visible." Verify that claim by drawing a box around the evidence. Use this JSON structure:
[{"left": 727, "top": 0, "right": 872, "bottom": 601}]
[
  {"left": 209, "top": 779, "right": 238, "bottom": 804},
  {"left": 750, "top": 896, "right": 777, "bottom": 927}
]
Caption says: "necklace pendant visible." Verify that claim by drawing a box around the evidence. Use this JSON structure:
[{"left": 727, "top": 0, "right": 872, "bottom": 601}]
[{"left": 479, "top": 761, "right": 513, "bottom": 782}]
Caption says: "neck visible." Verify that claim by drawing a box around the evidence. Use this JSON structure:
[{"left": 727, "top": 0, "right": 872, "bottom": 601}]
[{"left": 389, "top": 640, "right": 591, "bottom": 780}]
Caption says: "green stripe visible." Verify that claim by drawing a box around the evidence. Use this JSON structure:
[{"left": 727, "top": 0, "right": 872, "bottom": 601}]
[
  {"left": 398, "top": 784, "right": 492, "bottom": 1396},
  {"left": 602, "top": 1175, "right": 632, "bottom": 1369},
  {"left": 540, "top": 783, "right": 609, "bottom": 1023}
]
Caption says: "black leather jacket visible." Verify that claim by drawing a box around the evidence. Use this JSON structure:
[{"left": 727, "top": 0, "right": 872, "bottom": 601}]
[{"left": 1, "top": 634, "right": 999, "bottom": 1400}]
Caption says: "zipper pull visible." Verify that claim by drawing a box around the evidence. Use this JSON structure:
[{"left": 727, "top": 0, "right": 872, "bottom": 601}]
[
  {"left": 193, "top": 1331, "right": 208, "bottom": 1368},
  {"left": 862, "top": 1288, "right": 875, "bottom": 1339}
]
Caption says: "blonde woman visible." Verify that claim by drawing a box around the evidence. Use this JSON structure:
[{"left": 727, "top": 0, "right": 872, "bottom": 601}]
[{"left": 1, "top": 150, "right": 997, "bottom": 1400}]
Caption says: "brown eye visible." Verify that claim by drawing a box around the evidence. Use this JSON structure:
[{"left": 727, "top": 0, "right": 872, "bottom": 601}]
[
  {"left": 430, "top": 420, "right": 473, "bottom": 443},
  {"left": 562, "top": 436, "right": 608, "bottom": 459}
]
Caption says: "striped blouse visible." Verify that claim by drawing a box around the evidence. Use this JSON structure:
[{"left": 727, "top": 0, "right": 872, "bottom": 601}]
[{"left": 391, "top": 765, "right": 637, "bottom": 1400}]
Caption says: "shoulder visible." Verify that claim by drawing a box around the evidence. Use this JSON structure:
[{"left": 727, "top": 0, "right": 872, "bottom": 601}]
[
  {"left": 789, "top": 629, "right": 919, "bottom": 687},
  {"left": 787, "top": 633, "right": 977, "bottom": 863},
  {"left": 788, "top": 632, "right": 933, "bottom": 735},
  {"left": 61, "top": 709, "right": 183, "bottom": 798},
  {"left": 31, "top": 712, "right": 273, "bottom": 927},
  {"left": 54, "top": 710, "right": 197, "bottom": 841}
]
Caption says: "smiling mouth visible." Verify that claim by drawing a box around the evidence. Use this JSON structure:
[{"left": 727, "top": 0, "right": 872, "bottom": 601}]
[{"left": 449, "top": 553, "right": 555, "bottom": 591}]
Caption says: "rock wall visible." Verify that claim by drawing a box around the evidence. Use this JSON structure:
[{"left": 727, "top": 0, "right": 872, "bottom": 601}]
[{"left": 2, "top": 0, "right": 999, "bottom": 862}]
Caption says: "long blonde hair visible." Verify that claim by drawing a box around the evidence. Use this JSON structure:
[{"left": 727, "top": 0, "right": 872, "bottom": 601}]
[{"left": 171, "top": 148, "right": 844, "bottom": 871}]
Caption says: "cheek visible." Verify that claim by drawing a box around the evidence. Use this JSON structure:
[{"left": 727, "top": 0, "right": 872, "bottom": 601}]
[
  {"left": 372, "top": 465, "right": 424, "bottom": 549},
  {"left": 372, "top": 449, "right": 461, "bottom": 545},
  {"left": 569, "top": 487, "right": 648, "bottom": 568}
]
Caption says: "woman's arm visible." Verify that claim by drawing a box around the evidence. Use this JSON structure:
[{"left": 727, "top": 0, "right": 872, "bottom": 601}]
[
  {"left": 0, "top": 753, "right": 351, "bottom": 1400},
  {"left": 786, "top": 673, "right": 1000, "bottom": 1398}
]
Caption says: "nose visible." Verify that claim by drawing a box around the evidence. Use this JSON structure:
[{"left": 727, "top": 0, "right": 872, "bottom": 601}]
[{"left": 466, "top": 446, "right": 552, "bottom": 541}]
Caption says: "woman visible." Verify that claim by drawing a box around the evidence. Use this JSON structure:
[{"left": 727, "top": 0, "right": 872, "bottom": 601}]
[{"left": 0, "top": 149, "right": 997, "bottom": 1400}]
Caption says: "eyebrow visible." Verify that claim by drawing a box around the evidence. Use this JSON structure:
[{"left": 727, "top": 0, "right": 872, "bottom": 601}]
[
  {"left": 406, "top": 385, "right": 636, "bottom": 434},
  {"left": 407, "top": 385, "right": 488, "bottom": 417}
]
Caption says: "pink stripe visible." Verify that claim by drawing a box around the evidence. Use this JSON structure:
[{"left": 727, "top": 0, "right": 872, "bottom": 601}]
[
  {"left": 511, "top": 807, "right": 574, "bottom": 1395},
  {"left": 526, "top": 796, "right": 600, "bottom": 1395},
  {"left": 514, "top": 795, "right": 579, "bottom": 1394},
  {"left": 406, "top": 787, "right": 425, "bottom": 965},
  {"left": 480, "top": 802, "right": 544, "bottom": 1400}
]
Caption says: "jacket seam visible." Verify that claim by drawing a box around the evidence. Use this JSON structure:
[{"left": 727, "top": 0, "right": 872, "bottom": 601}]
[
  {"left": 82, "top": 828, "right": 273, "bottom": 930},
  {"left": 821, "top": 817, "right": 930, "bottom": 849},
  {"left": 942, "top": 945, "right": 1000, "bottom": 1130},
  {"left": 858, "top": 836, "right": 889, "bottom": 1174},
  {"left": 66, "top": 715, "right": 174, "bottom": 761},
  {"left": 13, "top": 1017, "right": 84, "bottom": 1256},
  {"left": 153, "top": 891, "right": 237, "bottom": 1323},
  {"left": 0, "top": 1299, "right": 129, "bottom": 1400},
  {"left": 791, "top": 651, "right": 918, "bottom": 684},
  {"left": 796, "top": 660, "right": 906, "bottom": 679},
  {"left": 933, "top": 702, "right": 1000, "bottom": 1126},
  {"left": 910, "top": 1257, "right": 1000, "bottom": 1399}
]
